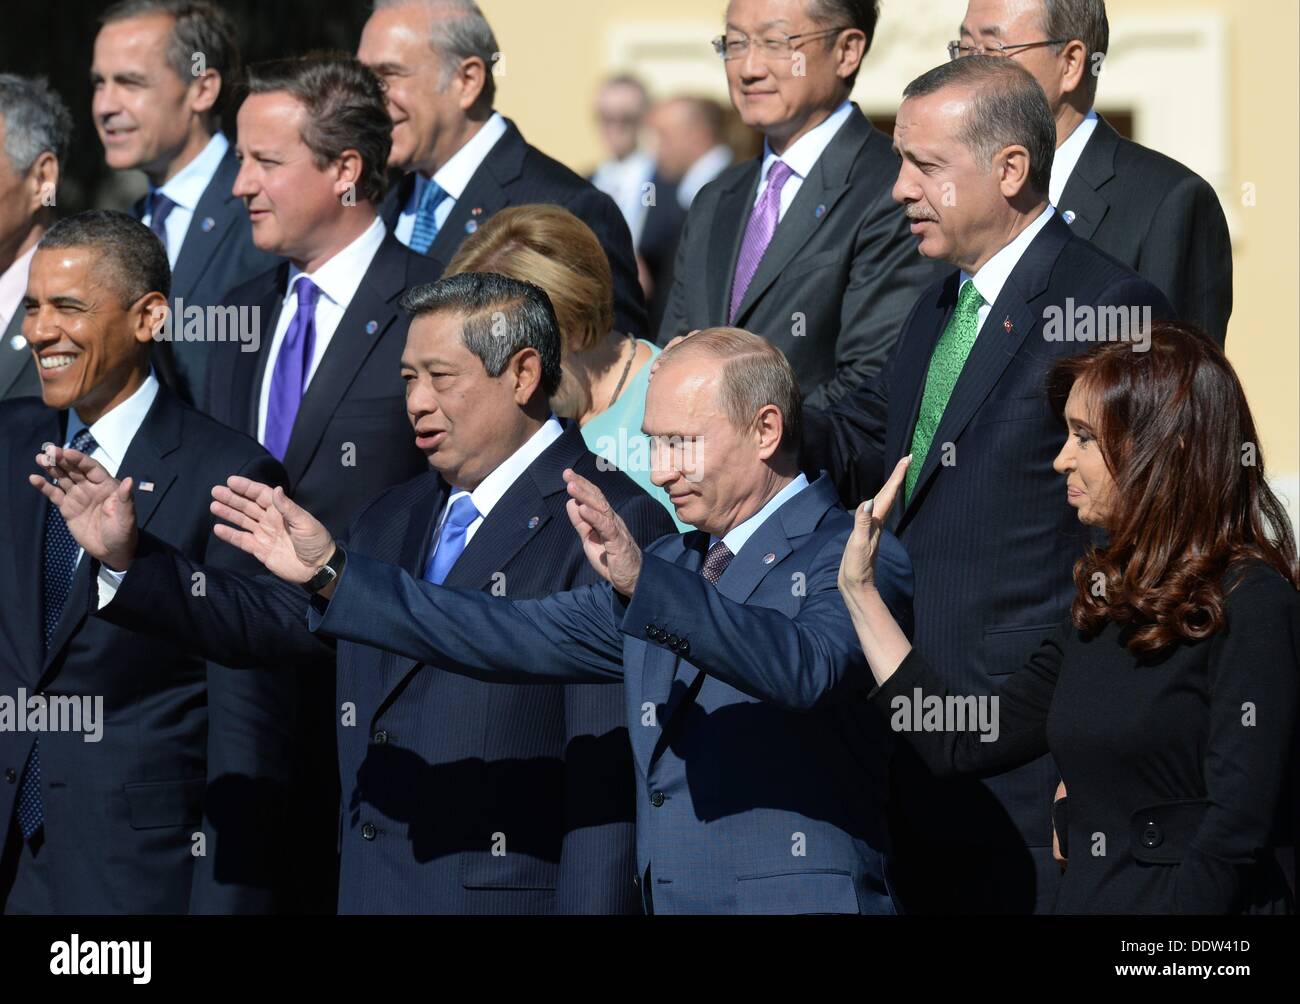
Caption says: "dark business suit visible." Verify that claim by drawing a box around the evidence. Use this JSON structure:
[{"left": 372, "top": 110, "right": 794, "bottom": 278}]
[
  {"left": 204, "top": 227, "right": 441, "bottom": 912},
  {"left": 1057, "top": 115, "right": 1232, "bottom": 344},
  {"left": 306, "top": 476, "right": 916, "bottom": 914},
  {"left": 802, "top": 213, "right": 1174, "bottom": 913},
  {"left": 0, "top": 387, "right": 293, "bottom": 913},
  {"left": 380, "top": 118, "right": 647, "bottom": 338},
  {"left": 130, "top": 145, "right": 280, "bottom": 405},
  {"left": 0, "top": 310, "right": 39, "bottom": 402},
  {"left": 637, "top": 173, "right": 687, "bottom": 337},
  {"left": 98, "top": 424, "right": 675, "bottom": 913},
  {"left": 659, "top": 105, "right": 945, "bottom": 408}
]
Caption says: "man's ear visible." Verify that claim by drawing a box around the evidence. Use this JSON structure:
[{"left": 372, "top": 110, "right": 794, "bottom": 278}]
[
  {"left": 26, "top": 151, "right": 59, "bottom": 214},
  {"left": 510, "top": 346, "right": 544, "bottom": 405},
  {"left": 997, "top": 144, "right": 1033, "bottom": 200},
  {"left": 834, "top": 29, "right": 867, "bottom": 82},
  {"left": 453, "top": 55, "right": 489, "bottom": 112},
  {"left": 1057, "top": 39, "right": 1090, "bottom": 98},
  {"left": 753, "top": 403, "right": 785, "bottom": 462},
  {"left": 133, "top": 291, "right": 170, "bottom": 345},
  {"left": 188, "top": 67, "right": 223, "bottom": 118}
]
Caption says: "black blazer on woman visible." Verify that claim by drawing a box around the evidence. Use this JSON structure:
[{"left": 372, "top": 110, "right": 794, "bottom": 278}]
[{"left": 869, "top": 562, "right": 1298, "bottom": 914}]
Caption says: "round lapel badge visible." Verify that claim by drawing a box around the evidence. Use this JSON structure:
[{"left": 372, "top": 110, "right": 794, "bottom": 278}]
[
  {"left": 201, "top": 216, "right": 216, "bottom": 232},
  {"left": 465, "top": 220, "right": 478, "bottom": 234},
  {"left": 365, "top": 320, "right": 379, "bottom": 334},
  {"left": 763, "top": 552, "right": 777, "bottom": 565},
  {"left": 814, "top": 204, "right": 827, "bottom": 219},
  {"left": 527, "top": 516, "right": 540, "bottom": 529},
  {"left": 1062, "top": 210, "right": 1077, "bottom": 225}
]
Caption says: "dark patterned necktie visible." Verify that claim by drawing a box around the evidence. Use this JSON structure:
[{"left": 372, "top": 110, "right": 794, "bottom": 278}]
[
  {"left": 700, "top": 540, "right": 734, "bottom": 585},
  {"left": 20, "top": 426, "right": 99, "bottom": 839},
  {"left": 147, "top": 190, "right": 176, "bottom": 256}
]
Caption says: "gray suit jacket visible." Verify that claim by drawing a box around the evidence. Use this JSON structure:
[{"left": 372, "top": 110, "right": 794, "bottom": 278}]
[
  {"left": 0, "top": 308, "right": 39, "bottom": 401},
  {"left": 658, "top": 105, "right": 944, "bottom": 408}
]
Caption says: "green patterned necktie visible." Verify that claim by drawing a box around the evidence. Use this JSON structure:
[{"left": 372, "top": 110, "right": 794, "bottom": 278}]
[{"left": 905, "top": 280, "right": 986, "bottom": 504}]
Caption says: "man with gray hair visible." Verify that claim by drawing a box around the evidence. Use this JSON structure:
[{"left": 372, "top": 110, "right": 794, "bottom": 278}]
[
  {"left": 800, "top": 56, "right": 1172, "bottom": 913},
  {"left": 953, "top": 0, "right": 1232, "bottom": 343},
  {"left": 0, "top": 75, "right": 71, "bottom": 401},
  {"left": 65, "top": 321, "right": 919, "bottom": 915},
  {"left": 358, "top": 0, "right": 647, "bottom": 338},
  {"left": 41, "top": 271, "right": 675, "bottom": 914},
  {"left": 92, "top": 0, "right": 278, "bottom": 404}
]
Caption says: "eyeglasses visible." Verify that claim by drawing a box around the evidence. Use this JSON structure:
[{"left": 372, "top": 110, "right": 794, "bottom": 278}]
[
  {"left": 947, "top": 38, "right": 1069, "bottom": 60},
  {"left": 712, "top": 27, "right": 850, "bottom": 61}
]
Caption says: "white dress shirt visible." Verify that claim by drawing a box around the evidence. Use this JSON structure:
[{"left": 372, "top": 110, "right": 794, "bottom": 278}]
[
  {"left": 428, "top": 417, "right": 566, "bottom": 566},
  {"left": 592, "top": 149, "right": 657, "bottom": 245},
  {"left": 712, "top": 472, "right": 811, "bottom": 556},
  {"left": 961, "top": 205, "right": 1057, "bottom": 334},
  {"left": 677, "top": 144, "right": 734, "bottom": 210},
  {"left": 0, "top": 243, "right": 36, "bottom": 337},
  {"left": 256, "top": 215, "right": 387, "bottom": 444},
  {"left": 753, "top": 100, "right": 854, "bottom": 222},
  {"left": 395, "top": 112, "right": 510, "bottom": 247},
  {"left": 1049, "top": 109, "right": 1099, "bottom": 209},
  {"left": 142, "top": 132, "right": 229, "bottom": 268}
]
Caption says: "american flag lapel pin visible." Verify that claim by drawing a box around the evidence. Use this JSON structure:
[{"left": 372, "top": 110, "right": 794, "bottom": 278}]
[{"left": 139, "top": 481, "right": 155, "bottom": 492}]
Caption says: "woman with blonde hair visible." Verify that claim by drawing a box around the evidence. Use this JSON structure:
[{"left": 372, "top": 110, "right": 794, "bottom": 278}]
[{"left": 446, "top": 204, "right": 684, "bottom": 527}]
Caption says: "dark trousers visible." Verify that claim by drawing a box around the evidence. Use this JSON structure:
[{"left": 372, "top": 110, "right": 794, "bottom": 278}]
[{"left": 0, "top": 814, "right": 55, "bottom": 914}]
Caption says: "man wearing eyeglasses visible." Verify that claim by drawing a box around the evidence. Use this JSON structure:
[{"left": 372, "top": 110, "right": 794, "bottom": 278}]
[
  {"left": 658, "top": 0, "right": 943, "bottom": 409},
  {"left": 952, "top": 0, "right": 1232, "bottom": 344}
]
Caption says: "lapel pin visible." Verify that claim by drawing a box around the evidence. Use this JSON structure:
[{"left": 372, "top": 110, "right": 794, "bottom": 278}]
[
  {"left": 814, "top": 204, "right": 827, "bottom": 219},
  {"left": 201, "top": 217, "right": 216, "bottom": 232},
  {"left": 1004, "top": 317, "right": 1014, "bottom": 333},
  {"left": 365, "top": 320, "right": 379, "bottom": 334},
  {"left": 1062, "top": 210, "right": 1076, "bottom": 225},
  {"left": 527, "top": 516, "right": 540, "bottom": 529},
  {"left": 10, "top": 335, "right": 25, "bottom": 351},
  {"left": 471, "top": 207, "right": 484, "bottom": 216},
  {"left": 465, "top": 220, "right": 478, "bottom": 234},
  {"left": 139, "top": 481, "right": 155, "bottom": 492},
  {"left": 763, "top": 552, "right": 776, "bottom": 565}
]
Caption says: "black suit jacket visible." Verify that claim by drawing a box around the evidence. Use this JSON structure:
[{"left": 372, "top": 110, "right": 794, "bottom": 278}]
[
  {"left": 1057, "top": 116, "right": 1232, "bottom": 344},
  {"left": 658, "top": 105, "right": 945, "bottom": 408},
  {"left": 0, "top": 309, "right": 39, "bottom": 402},
  {"left": 130, "top": 145, "right": 281, "bottom": 405},
  {"left": 380, "top": 118, "right": 647, "bottom": 338},
  {"left": 0, "top": 387, "right": 294, "bottom": 913},
  {"left": 802, "top": 214, "right": 1174, "bottom": 913},
  {"left": 638, "top": 172, "right": 688, "bottom": 337},
  {"left": 99, "top": 423, "right": 677, "bottom": 913}
]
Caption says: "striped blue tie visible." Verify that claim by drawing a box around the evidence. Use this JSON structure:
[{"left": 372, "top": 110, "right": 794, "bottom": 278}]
[{"left": 409, "top": 177, "right": 450, "bottom": 255}]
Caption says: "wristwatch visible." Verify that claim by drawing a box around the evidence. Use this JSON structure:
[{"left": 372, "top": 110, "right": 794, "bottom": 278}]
[{"left": 303, "top": 543, "right": 346, "bottom": 595}]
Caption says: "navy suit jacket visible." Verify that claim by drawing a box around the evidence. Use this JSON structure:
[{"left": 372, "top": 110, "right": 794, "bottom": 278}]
[
  {"left": 130, "top": 146, "right": 280, "bottom": 405},
  {"left": 0, "top": 388, "right": 294, "bottom": 913},
  {"left": 98, "top": 424, "right": 676, "bottom": 913},
  {"left": 380, "top": 118, "right": 647, "bottom": 338},
  {"left": 801, "top": 213, "right": 1174, "bottom": 912},
  {"left": 307, "top": 475, "right": 915, "bottom": 915}
]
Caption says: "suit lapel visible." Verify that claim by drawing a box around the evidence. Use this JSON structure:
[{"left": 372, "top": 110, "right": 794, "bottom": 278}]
[
  {"left": 708, "top": 163, "right": 761, "bottom": 323},
  {"left": 426, "top": 120, "right": 525, "bottom": 266},
  {"left": 170, "top": 149, "right": 242, "bottom": 301},
  {"left": 1056, "top": 117, "right": 1117, "bottom": 242},
  {"left": 0, "top": 310, "right": 34, "bottom": 398},
  {"left": 238, "top": 265, "right": 289, "bottom": 435},
  {"left": 279, "top": 235, "right": 407, "bottom": 486}
]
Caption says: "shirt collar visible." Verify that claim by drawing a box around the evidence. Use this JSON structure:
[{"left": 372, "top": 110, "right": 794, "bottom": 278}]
[
  {"left": 961, "top": 205, "right": 1056, "bottom": 310},
  {"left": 450, "top": 416, "right": 565, "bottom": 521},
  {"left": 759, "top": 100, "right": 853, "bottom": 186},
  {"left": 286, "top": 215, "right": 386, "bottom": 309},
  {"left": 431, "top": 112, "right": 509, "bottom": 202},
  {"left": 0, "top": 243, "right": 37, "bottom": 331},
  {"left": 157, "top": 132, "right": 229, "bottom": 212},
  {"left": 714, "top": 472, "right": 811, "bottom": 556},
  {"left": 67, "top": 370, "right": 160, "bottom": 474},
  {"left": 1049, "top": 108, "right": 1099, "bottom": 205}
]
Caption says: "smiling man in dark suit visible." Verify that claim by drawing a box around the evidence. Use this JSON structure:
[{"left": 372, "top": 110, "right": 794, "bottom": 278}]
[
  {"left": 92, "top": 1, "right": 279, "bottom": 405},
  {"left": 2, "top": 210, "right": 292, "bottom": 914},
  {"left": 357, "top": 0, "right": 647, "bottom": 339},
  {"left": 801, "top": 57, "right": 1174, "bottom": 915},
  {"left": 659, "top": 0, "right": 944, "bottom": 408},
  {"left": 954, "top": 0, "right": 1232, "bottom": 343},
  {"left": 46, "top": 273, "right": 674, "bottom": 914}
]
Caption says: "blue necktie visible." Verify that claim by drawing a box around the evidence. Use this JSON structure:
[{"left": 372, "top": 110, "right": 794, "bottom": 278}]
[
  {"left": 21, "top": 426, "right": 99, "bottom": 839},
  {"left": 409, "top": 177, "right": 450, "bottom": 255},
  {"left": 147, "top": 190, "right": 176, "bottom": 256},
  {"left": 423, "top": 493, "right": 480, "bottom": 585},
  {"left": 264, "top": 277, "right": 321, "bottom": 461}
]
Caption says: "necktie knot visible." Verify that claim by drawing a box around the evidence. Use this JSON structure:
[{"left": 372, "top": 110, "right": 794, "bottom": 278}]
[
  {"left": 417, "top": 177, "right": 450, "bottom": 215},
  {"left": 423, "top": 493, "right": 482, "bottom": 586},
  {"left": 293, "top": 276, "right": 321, "bottom": 311},
  {"left": 69, "top": 428, "right": 98, "bottom": 456},
  {"left": 765, "top": 159, "right": 795, "bottom": 195},
  {"left": 956, "top": 280, "right": 985, "bottom": 315},
  {"left": 442, "top": 493, "right": 481, "bottom": 534},
  {"left": 701, "top": 540, "right": 734, "bottom": 585}
]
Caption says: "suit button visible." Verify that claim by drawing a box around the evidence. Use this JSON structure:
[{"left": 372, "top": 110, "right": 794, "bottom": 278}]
[
  {"left": 372, "top": 730, "right": 389, "bottom": 745},
  {"left": 667, "top": 634, "right": 680, "bottom": 648},
  {"left": 362, "top": 822, "right": 377, "bottom": 841},
  {"left": 1140, "top": 822, "right": 1162, "bottom": 849},
  {"left": 632, "top": 874, "right": 640, "bottom": 888},
  {"left": 678, "top": 640, "right": 690, "bottom": 656},
  {"left": 650, "top": 791, "right": 665, "bottom": 807},
  {"left": 645, "top": 624, "right": 656, "bottom": 637},
  {"left": 4, "top": 768, "right": 14, "bottom": 784}
]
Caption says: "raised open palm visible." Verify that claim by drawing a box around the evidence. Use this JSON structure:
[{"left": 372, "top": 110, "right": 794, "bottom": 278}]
[{"left": 29, "top": 447, "right": 138, "bottom": 571}]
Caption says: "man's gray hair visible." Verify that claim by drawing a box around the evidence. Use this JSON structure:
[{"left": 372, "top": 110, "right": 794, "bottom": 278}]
[
  {"left": 903, "top": 56, "right": 1056, "bottom": 196},
  {"left": 0, "top": 74, "right": 73, "bottom": 174},
  {"left": 1040, "top": 0, "right": 1109, "bottom": 102},
  {"left": 400, "top": 272, "right": 562, "bottom": 397},
  {"left": 657, "top": 328, "right": 803, "bottom": 456},
  {"left": 373, "top": 0, "right": 499, "bottom": 111},
  {"left": 39, "top": 211, "right": 171, "bottom": 305}
]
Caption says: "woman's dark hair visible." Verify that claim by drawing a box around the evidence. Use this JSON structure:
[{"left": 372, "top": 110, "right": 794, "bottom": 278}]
[{"left": 1047, "top": 320, "right": 1298, "bottom": 656}]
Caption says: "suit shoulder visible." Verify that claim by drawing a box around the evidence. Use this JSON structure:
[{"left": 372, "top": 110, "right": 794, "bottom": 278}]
[
  {"left": 221, "top": 261, "right": 281, "bottom": 306},
  {"left": 571, "top": 448, "right": 653, "bottom": 507},
  {"left": 1056, "top": 231, "right": 1166, "bottom": 297},
  {"left": 519, "top": 142, "right": 603, "bottom": 197},
  {"left": 0, "top": 395, "right": 52, "bottom": 428},
  {"left": 174, "top": 401, "right": 275, "bottom": 466},
  {"left": 1114, "top": 135, "right": 1217, "bottom": 194}
]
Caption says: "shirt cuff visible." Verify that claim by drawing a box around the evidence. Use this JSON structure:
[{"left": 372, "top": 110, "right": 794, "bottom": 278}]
[{"left": 96, "top": 562, "right": 127, "bottom": 610}]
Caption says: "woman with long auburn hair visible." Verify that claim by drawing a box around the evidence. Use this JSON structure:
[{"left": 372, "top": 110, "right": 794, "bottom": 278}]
[{"left": 839, "top": 321, "right": 1298, "bottom": 914}]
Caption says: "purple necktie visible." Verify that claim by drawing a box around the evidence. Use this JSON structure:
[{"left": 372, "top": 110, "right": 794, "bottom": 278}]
[
  {"left": 729, "top": 159, "right": 795, "bottom": 323},
  {"left": 264, "top": 276, "right": 321, "bottom": 461}
]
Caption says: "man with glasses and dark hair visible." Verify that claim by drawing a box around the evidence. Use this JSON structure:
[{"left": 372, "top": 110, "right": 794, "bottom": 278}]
[
  {"left": 952, "top": 0, "right": 1232, "bottom": 344},
  {"left": 92, "top": 0, "right": 278, "bottom": 406},
  {"left": 658, "top": 0, "right": 942, "bottom": 409}
]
